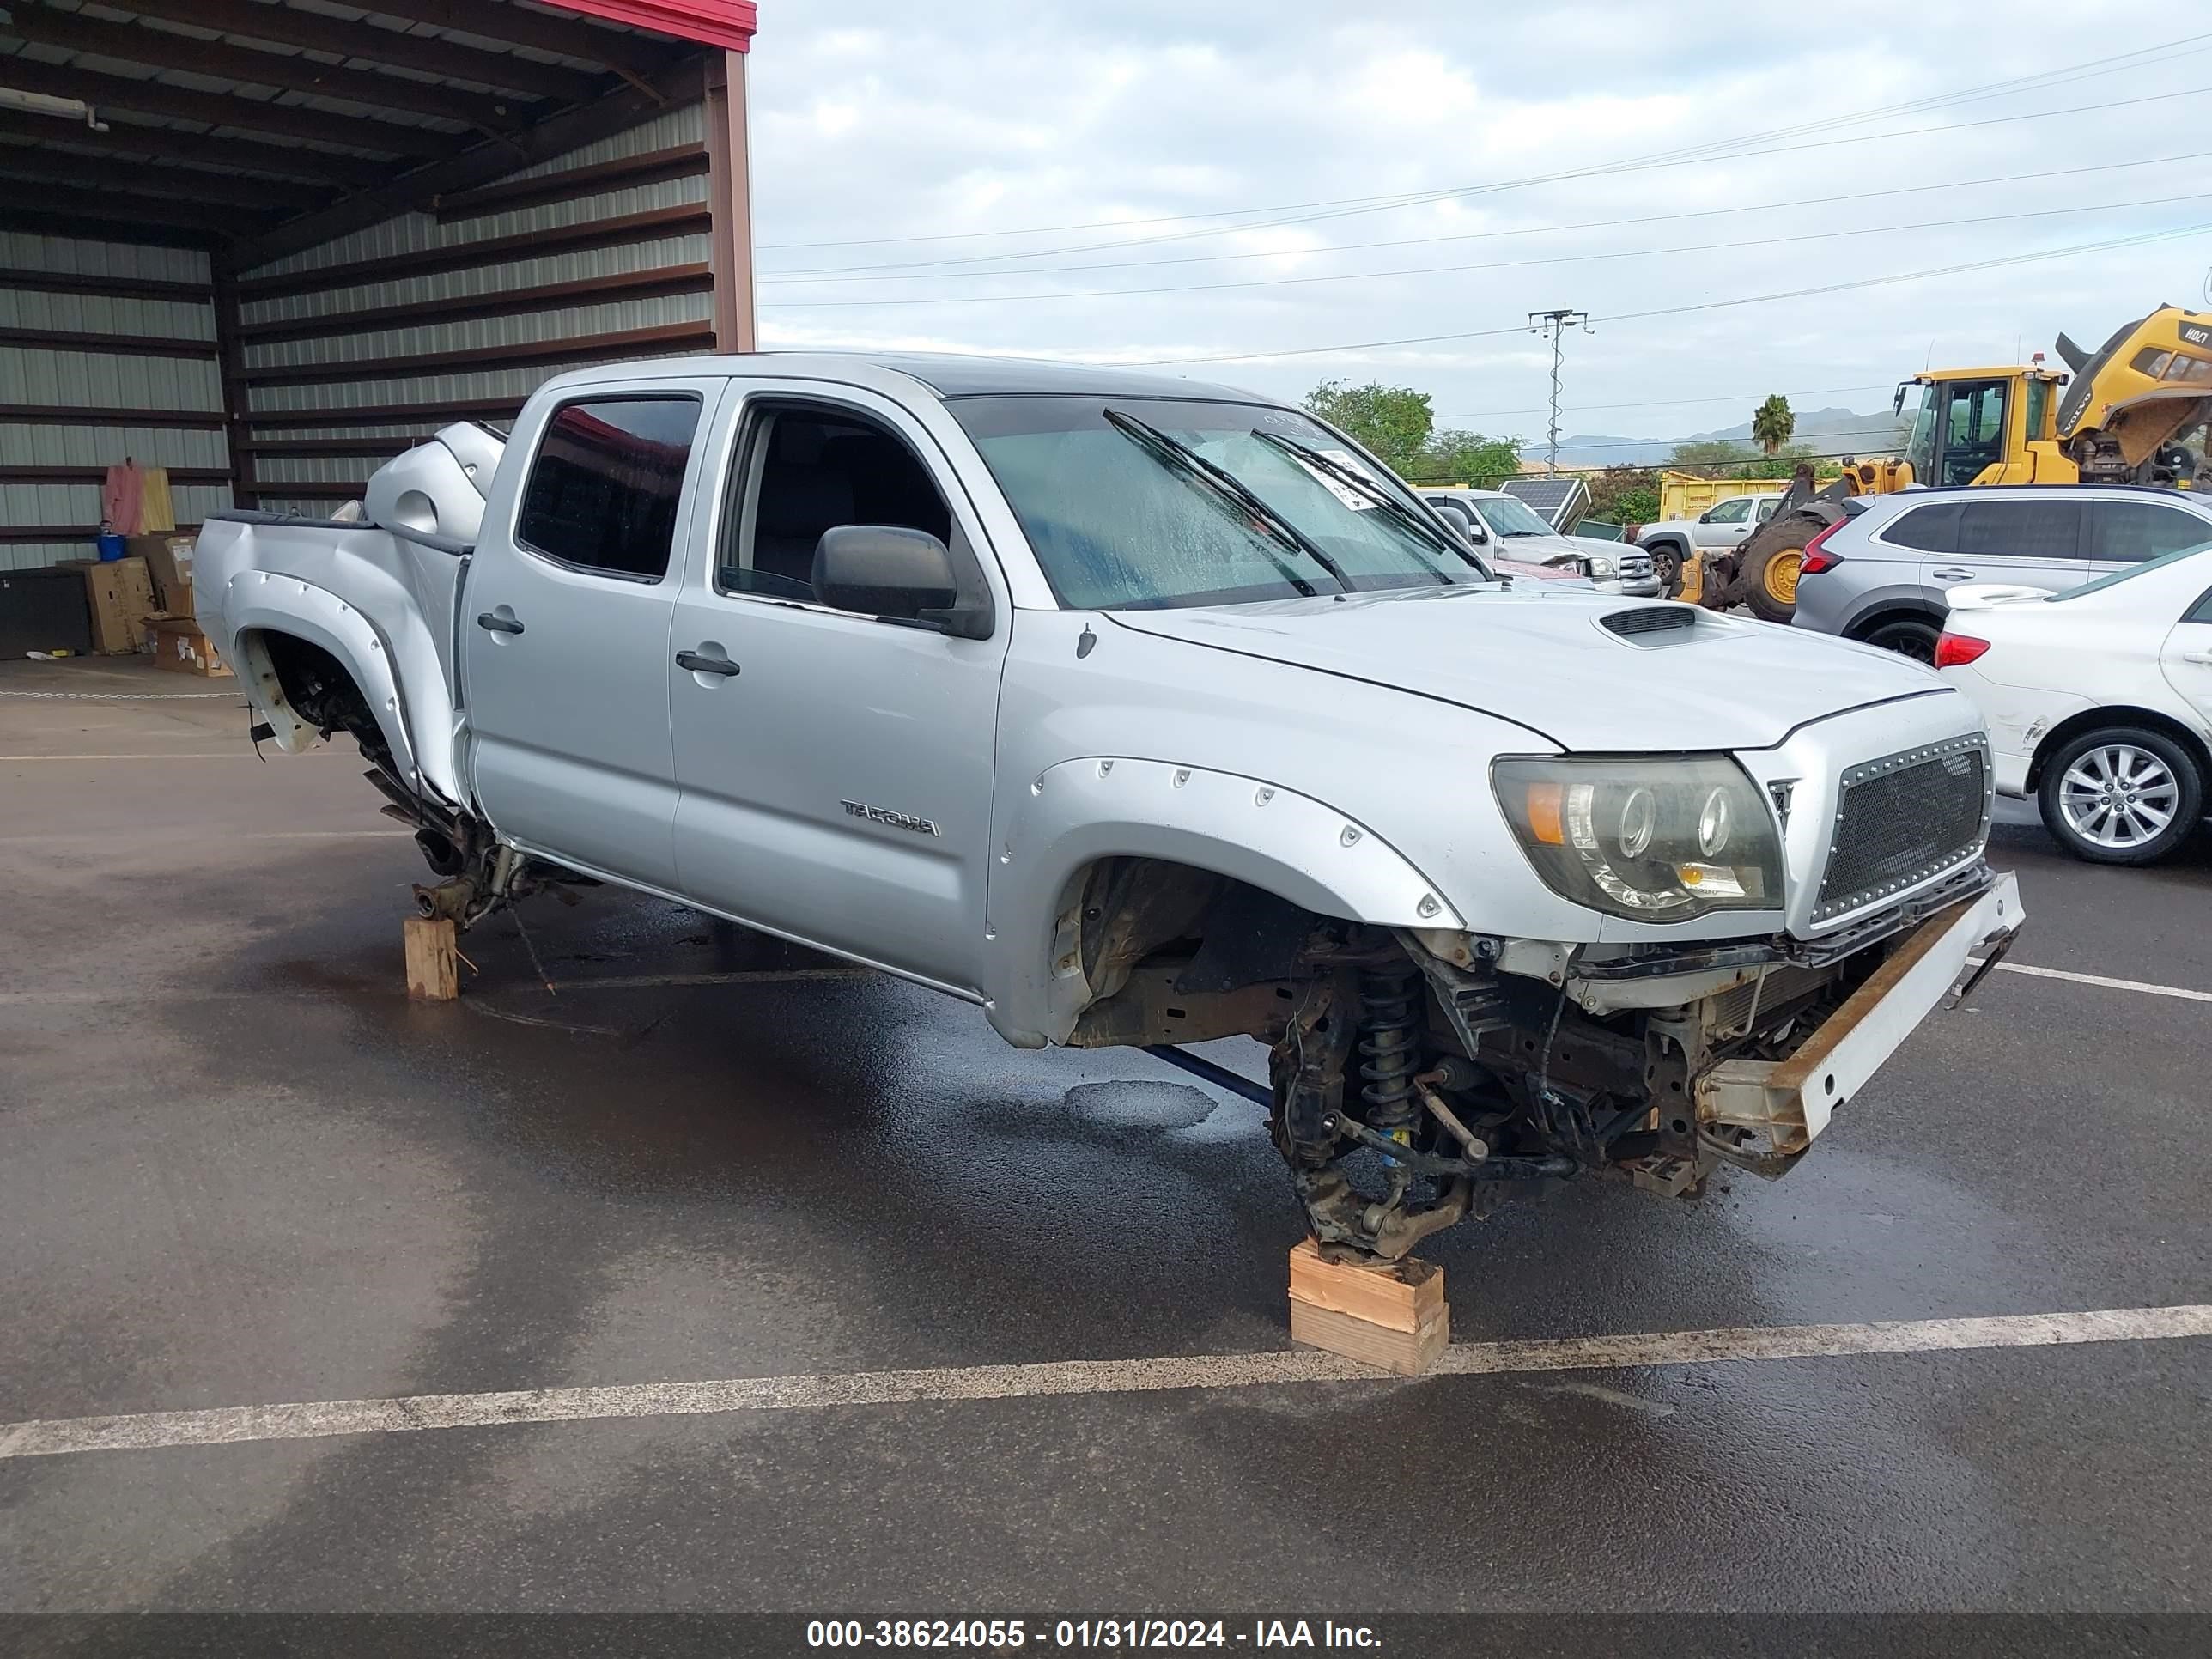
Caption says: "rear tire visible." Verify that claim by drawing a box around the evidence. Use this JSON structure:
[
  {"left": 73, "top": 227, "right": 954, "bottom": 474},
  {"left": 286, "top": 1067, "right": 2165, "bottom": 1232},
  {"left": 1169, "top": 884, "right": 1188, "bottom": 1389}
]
[
  {"left": 1862, "top": 616, "right": 1941, "bottom": 664},
  {"left": 2035, "top": 726, "right": 2203, "bottom": 866}
]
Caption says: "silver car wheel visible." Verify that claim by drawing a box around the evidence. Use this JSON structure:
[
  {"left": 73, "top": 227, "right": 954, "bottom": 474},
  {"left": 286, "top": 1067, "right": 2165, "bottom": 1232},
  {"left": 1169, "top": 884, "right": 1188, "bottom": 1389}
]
[{"left": 2058, "top": 744, "right": 2179, "bottom": 848}]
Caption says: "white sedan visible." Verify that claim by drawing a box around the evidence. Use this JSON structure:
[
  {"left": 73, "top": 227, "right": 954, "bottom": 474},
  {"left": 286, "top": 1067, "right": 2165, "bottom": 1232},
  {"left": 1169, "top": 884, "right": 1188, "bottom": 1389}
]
[{"left": 1936, "top": 539, "right": 2212, "bottom": 864}]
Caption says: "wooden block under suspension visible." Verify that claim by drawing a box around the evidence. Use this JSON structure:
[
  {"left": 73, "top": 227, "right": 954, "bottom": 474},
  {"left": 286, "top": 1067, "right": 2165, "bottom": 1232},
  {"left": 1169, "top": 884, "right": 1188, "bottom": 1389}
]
[
  {"left": 404, "top": 914, "right": 459, "bottom": 1002},
  {"left": 1287, "top": 1237, "right": 1447, "bottom": 1376}
]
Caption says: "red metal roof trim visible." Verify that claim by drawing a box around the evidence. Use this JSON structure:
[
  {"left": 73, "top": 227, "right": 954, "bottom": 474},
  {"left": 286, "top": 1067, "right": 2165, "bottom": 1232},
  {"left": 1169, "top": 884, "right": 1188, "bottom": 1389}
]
[{"left": 549, "top": 0, "right": 757, "bottom": 52}]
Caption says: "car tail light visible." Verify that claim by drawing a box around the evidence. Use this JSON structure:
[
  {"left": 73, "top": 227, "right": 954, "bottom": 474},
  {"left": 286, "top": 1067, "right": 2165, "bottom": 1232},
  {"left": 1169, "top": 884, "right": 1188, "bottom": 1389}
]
[
  {"left": 1934, "top": 632, "right": 1990, "bottom": 668},
  {"left": 1798, "top": 519, "right": 1845, "bottom": 575}
]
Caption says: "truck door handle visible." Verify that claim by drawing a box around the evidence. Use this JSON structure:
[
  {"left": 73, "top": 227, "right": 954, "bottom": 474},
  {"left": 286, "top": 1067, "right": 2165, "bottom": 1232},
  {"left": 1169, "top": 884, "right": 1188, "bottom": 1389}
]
[
  {"left": 676, "top": 649, "right": 741, "bottom": 678},
  {"left": 476, "top": 611, "right": 525, "bottom": 635},
  {"left": 2182, "top": 651, "right": 2212, "bottom": 665},
  {"left": 1931, "top": 568, "right": 1977, "bottom": 582}
]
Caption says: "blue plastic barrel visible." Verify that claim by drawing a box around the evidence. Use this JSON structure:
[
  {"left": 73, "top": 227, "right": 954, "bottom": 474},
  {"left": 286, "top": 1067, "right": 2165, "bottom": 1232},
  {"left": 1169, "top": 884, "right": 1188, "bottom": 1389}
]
[{"left": 96, "top": 532, "right": 127, "bottom": 562}]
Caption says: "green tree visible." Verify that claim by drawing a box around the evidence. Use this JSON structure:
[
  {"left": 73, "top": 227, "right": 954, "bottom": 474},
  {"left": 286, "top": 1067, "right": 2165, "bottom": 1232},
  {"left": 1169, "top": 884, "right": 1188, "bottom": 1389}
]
[
  {"left": 1742, "top": 441, "right": 1842, "bottom": 482},
  {"left": 1751, "top": 393, "right": 1795, "bottom": 456},
  {"left": 1668, "top": 438, "right": 1758, "bottom": 477},
  {"left": 1304, "top": 380, "right": 1433, "bottom": 472},
  {"left": 1586, "top": 465, "right": 1661, "bottom": 526},
  {"left": 1415, "top": 428, "right": 1521, "bottom": 488}
]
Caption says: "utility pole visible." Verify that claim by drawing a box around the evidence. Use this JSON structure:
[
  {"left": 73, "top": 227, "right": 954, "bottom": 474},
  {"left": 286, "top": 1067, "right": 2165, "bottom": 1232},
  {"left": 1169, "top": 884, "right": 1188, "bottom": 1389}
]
[{"left": 1528, "top": 308, "right": 1591, "bottom": 470}]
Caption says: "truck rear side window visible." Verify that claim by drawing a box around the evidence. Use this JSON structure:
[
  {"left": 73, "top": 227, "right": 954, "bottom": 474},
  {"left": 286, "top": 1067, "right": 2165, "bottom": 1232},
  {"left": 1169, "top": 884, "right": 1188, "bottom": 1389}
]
[{"left": 516, "top": 396, "right": 700, "bottom": 580}]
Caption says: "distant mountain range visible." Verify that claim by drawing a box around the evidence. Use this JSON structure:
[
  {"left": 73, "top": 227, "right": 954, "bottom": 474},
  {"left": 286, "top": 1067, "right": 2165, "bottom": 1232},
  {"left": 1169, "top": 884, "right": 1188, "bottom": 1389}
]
[{"left": 1538, "top": 406, "right": 1914, "bottom": 470}]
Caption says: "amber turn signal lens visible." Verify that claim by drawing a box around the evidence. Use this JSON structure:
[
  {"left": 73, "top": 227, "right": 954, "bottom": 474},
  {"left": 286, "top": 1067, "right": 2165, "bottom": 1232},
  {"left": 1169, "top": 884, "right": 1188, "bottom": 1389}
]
[{"left": 1526, "top": 781, "right": 1565, "bottom": 845}]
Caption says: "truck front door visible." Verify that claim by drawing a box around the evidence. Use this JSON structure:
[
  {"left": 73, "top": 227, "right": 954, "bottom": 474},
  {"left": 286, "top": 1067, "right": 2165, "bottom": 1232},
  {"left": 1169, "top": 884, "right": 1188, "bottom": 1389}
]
[
  {"left": 665, "top": 385, "right": 1011, "bottom": 993},
  {"left": 1694, "top": 495, "right": 1755, "bottom": 549},
  {"left": 462, "top": 383, "right": 725, "bottom": 890}
]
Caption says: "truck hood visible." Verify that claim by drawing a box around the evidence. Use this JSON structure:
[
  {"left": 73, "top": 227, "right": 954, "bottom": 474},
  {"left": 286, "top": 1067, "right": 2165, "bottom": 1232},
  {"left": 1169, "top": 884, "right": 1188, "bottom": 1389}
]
[{"left": 1105, "top": 586, "right": 1946, "bottom": 752}]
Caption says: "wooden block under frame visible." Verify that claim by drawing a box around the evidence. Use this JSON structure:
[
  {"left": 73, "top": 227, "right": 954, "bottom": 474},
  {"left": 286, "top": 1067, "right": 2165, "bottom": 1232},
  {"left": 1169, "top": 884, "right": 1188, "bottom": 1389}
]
[
  {"left": 403, "top": 915, "right": 459, "bottom": 1002},
  {"left": 1287, "top": 1237, "right": 1448, "bottom": 1376}
]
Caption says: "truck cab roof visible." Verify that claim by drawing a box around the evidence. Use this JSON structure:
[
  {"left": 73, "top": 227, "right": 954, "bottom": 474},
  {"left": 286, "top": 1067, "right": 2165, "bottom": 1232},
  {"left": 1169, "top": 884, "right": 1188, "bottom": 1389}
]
[{"left": 540, "top": 350, "right": 1264, "bottom": 407}]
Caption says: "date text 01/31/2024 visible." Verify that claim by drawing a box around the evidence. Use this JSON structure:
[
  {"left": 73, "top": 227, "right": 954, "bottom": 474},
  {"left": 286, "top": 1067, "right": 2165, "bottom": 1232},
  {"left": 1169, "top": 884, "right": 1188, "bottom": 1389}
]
[{"left": 806, "top": 1620, "right": 1382, "bottom": 1649}]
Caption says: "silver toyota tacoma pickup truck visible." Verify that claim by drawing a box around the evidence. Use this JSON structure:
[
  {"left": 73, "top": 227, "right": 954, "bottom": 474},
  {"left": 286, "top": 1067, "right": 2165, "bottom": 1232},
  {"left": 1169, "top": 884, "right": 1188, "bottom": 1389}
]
[{"left": 196, "top": 353, "right": 2022, "bottom": 1259}]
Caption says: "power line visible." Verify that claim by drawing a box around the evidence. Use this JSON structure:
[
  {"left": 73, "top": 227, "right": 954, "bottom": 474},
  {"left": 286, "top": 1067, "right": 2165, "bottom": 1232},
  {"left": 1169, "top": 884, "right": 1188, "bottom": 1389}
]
[
  {"left": 763, "top": 76, "right": 2212, "bottom": 278},
  {"left": 757, "top": 193, "right": 2198, "bottom": 308},
  {"left": 1522, "top": 439, "right": 1898, "bottom": 458},
  {"left": 1435, "top": 384, "right": 1897, "bottom": 422},
  {"left": 757, "top": 150, "right": 2212, "bottom": 288},
  {"left": 755, "top": 36, "right": 2212, "bottom": 260},
  {"left": 1121, "top": 222, "right": 2212, "bottom": 367}
]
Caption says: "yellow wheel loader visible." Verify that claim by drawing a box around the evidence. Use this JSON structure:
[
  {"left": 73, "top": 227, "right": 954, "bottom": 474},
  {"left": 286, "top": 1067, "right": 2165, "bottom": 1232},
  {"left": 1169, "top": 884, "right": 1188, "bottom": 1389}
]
[{"left": 1694, "top": 304, "right": 2212, "bottom": 623}]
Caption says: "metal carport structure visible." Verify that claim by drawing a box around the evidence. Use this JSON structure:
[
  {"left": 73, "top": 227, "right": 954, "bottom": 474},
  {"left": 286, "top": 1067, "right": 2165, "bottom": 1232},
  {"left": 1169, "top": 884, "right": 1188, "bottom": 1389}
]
[{"left": 0, "top": 0, "right": 757, "bottom": 562}]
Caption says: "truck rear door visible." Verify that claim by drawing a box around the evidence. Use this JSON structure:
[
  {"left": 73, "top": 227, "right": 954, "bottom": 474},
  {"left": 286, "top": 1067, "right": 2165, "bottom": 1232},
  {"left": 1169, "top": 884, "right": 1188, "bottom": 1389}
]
[{"left": 461, "top": 380, "right": 727, "bottom": 890}]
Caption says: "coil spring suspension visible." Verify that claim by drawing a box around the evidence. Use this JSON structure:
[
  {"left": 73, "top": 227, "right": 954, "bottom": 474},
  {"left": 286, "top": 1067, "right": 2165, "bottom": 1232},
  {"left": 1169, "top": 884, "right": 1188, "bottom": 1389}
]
[{"left": 1357, "top": 964, "right": 1424, "bottom": 1139}]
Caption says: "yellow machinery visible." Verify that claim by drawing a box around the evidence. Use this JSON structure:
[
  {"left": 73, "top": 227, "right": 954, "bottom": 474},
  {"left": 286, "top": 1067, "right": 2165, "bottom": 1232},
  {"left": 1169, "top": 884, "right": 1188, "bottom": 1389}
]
[{"left": 1698, "top": 305, "right": 2212, "bottom": 622}]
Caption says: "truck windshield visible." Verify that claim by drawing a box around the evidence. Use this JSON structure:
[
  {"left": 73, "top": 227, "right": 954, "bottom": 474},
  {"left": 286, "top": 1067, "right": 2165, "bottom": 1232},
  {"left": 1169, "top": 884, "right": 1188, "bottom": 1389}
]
[{"left": 949, "top": 396, "right": 1490, "bottom": 609}]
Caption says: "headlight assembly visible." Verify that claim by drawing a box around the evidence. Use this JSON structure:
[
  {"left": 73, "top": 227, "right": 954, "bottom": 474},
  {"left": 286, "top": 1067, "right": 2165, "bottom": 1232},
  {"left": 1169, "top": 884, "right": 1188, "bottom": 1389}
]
[
  {"left": 1492, "top": 757, "right": 1782, "bottom": 921},
  {"left": 1584, "top": 556, "right": 1618, "bottom": 578}
]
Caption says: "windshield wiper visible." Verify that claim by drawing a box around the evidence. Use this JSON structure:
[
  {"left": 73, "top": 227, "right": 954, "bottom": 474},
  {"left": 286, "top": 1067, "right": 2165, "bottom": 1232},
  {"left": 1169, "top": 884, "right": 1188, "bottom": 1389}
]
[
  {"left": 1249, "top": 429, "right": 1484, "bottom": 580},
  {"left": 1103, "top": 409, "right": 1353, "bottom": 597}
]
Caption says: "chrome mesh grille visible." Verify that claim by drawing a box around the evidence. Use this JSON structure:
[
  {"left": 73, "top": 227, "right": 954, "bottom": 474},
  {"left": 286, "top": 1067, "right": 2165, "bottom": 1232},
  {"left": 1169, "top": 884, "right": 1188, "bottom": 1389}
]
[{"left": 1814, "top": 736, "right": 1991, "bottom": 921}]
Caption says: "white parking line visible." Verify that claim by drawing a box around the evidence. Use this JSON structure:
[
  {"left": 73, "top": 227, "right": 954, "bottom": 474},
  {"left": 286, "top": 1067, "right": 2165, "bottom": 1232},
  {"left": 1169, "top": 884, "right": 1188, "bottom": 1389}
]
[
  {"left": 4, "top": 961, "right": 2204, "bottom": 1008},
  {"left": 3, "top": 1304, "right": 2204, "bottom": 1461},
  {"left": 0, "top": 830, "right": 413, "bottom": 845},
  {"left": 1990, "top": 960, "right": 2212, "bottom": 1004},
  {"left": 555, "top": 968, "right": 872, "bottom": 991},
  {"left": 0, "top": 968, "right": 865, "bottom": 1007}
]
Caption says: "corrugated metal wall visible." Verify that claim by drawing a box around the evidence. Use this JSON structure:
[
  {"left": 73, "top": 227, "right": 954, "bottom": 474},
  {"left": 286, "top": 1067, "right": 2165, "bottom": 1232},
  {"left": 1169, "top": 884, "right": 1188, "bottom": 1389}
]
[
  {"left": 235, "top": 104, "right": 713, "bottom": 516},
  {"left": 0, "top": 235, "right": 232, "bottom": 570}
]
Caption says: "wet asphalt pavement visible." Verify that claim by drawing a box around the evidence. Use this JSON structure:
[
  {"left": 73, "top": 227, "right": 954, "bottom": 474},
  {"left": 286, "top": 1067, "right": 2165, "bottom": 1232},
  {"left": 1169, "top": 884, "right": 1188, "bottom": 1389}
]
[{"left": 1, "top": 656, "right": 2208, "bottom": 1632}]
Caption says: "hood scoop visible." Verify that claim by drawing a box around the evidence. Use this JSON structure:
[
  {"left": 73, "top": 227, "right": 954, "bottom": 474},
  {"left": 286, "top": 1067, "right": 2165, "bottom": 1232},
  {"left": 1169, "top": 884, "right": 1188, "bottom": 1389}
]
[{"left": 1601, "top": 605, "right": 1697, "bottom": 640}]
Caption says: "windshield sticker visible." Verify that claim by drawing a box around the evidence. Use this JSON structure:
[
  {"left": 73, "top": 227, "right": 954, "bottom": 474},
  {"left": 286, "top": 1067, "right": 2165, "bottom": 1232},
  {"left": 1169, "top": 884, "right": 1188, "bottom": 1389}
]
[{"left": 1289, "top": 447, "right": 1381, "bottom": 511}]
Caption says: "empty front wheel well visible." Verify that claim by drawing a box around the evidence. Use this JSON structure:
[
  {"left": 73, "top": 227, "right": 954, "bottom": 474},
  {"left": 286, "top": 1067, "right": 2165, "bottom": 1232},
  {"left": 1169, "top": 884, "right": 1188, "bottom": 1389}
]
[
  {"left": 2026, "top": 706, "right": 2212, "bottom": 793},
  {"left": 1056, "top": 856, "right": 1334, "bottom": 1048}
]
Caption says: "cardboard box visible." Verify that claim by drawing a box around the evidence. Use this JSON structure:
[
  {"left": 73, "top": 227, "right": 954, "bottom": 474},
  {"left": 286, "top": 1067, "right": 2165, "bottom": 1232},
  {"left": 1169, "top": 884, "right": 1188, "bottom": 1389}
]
[
  {"left": 80, "top": 557, "right": 159, "bottom": 654},
  {"left": 126, "top": 534, "right": 196, "bottom": 614},
  {"left": 143, "top": 615, "right": 230, "bottom": 677}
]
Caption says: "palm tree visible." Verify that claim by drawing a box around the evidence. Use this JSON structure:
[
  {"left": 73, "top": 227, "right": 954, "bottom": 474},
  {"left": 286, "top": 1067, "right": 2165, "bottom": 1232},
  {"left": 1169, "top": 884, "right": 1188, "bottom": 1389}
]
[{"left": 1752, "top": 394, "right": 1795, "bottom": 457}]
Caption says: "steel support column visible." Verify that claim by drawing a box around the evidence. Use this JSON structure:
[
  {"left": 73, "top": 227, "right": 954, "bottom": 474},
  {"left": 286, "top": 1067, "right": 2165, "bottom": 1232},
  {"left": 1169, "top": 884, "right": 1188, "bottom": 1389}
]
[{"left": 704, "top": 50, "right": 757, "bottom": 355}]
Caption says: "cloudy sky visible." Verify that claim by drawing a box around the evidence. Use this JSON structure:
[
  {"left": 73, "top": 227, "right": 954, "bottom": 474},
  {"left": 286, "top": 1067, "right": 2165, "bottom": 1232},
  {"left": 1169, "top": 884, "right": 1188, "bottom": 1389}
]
[{"left": 738, "top": 1, "right": 2212, "bottom": 453}]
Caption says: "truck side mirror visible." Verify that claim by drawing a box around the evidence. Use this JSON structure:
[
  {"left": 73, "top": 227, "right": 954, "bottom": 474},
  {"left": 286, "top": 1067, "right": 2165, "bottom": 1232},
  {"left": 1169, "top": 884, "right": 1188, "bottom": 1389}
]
[
  {"left": 814, "top": 524, "right": 955, "bottom": 617},
  {"left": 813, "top": 525, "right": 993, "bottom": 639},
  {"left": 1697, "top": 509, "right": 1715, "bottom": 523}
]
